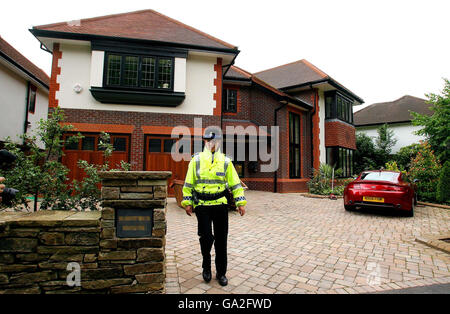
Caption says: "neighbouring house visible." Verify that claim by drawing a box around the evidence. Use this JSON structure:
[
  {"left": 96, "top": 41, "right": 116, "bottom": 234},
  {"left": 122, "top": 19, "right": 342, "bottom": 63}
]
[
  {"left": 29, "top": 9, "right": 364, "bottom": 194},
  {"left": 0, "top": 36, "right": 49, "bottom": 149},
  {"left": 354, "top": 95, "right": 433, "bottom": 153}
]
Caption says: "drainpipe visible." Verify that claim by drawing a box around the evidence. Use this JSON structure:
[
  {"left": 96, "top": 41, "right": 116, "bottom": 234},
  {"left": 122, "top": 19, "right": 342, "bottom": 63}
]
[
  {"left": 309, "top": 85, "right": 317, "bottom": 175},
  {"left": 273, "top": 100, "right": 288, "bottom": 193},
  {"left": 23, "top": 82, "right": 30, "bottom": 143}
]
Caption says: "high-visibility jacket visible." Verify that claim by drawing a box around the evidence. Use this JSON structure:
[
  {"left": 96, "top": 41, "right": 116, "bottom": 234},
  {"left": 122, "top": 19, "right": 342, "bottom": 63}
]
[{"left": 181, "top": 147, "right": 247, "bottom": 208}]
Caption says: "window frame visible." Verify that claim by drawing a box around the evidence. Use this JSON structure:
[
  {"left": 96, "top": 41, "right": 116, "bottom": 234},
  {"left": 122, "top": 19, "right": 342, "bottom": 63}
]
[
  {"left": 27, "top": 84, "right": 37, "bottom": 114},
  {"left": 103, "top": 52, "right": 175, "bottom": 92},
  {"left": 326, "top": 146, "right": 354, "bottom": 178},
  {"left": 289, "top": 112, "right": 302, "bottom": 179},
  {"left": 223, "top": 88, "right": 238, "bottom": 113},
  {"left": 324, "top": 91, "right": 354, "bottom": 125}
]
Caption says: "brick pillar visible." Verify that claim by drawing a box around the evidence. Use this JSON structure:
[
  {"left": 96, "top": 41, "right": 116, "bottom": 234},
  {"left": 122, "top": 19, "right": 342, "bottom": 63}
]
[{"left": 99, "top": 171, "right": 171, "bottom": 294}]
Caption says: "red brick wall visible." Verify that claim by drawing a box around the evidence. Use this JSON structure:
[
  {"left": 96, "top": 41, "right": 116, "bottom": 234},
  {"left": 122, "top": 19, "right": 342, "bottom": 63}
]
[
  {"left": 61, "top": 108, "right": 221, "bottom": 171},
  {"left": 325, "top": 120, "right": 356, "bottom": 150}
]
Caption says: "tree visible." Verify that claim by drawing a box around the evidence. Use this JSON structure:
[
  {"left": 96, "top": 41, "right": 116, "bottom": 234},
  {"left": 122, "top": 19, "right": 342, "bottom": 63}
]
[
  {"left": 411, "top": 78, "right": 450, "bottom": 162},
  {"left": 0, "top": 108, "right": 130, "bottom": 211},
  {"left": 374, "top": 123, "right": 397, "bottom": 165},
  {"left": 436, "top": 160, "right": 450, "bottom": 204},
  {"left": 354, "top": 133, "right": 377, "bottom": 174},
  {"left": 394, "top": 143, "right": 422, "bottom": 171},
  {"left": 408, "top": 141, "right": 441, "bottom": 202}
]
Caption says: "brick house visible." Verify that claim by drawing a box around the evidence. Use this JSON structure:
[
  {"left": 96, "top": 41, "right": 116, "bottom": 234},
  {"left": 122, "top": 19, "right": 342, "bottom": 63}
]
[
  {"left": 0, "top": 36, "right": 49, "bottom": 149},
  {"left": 30, "top": 9, "right": 363, "bottom": 194}
]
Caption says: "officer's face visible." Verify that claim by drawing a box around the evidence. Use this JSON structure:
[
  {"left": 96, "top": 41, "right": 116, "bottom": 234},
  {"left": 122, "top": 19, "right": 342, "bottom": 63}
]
[{"left": 204, "top": 139, "right": 220, "bottom": 152}]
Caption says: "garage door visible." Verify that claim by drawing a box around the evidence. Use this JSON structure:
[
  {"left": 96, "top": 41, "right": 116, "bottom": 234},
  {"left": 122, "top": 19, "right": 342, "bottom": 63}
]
[
  {"left": 144, "top": 135, "right": 193, "bottom": 196},
  {"left": 62, "top": 133, "right": 130, "bottom": 184}
]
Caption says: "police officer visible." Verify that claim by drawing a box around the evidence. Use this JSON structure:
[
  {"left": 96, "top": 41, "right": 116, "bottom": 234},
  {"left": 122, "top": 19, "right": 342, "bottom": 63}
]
[{"left": 181, "top": 130, "right": 246, "bottom": 287}]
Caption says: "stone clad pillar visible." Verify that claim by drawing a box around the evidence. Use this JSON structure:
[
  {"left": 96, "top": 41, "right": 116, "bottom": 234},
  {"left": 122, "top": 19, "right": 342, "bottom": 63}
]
[{"left": 98, "top": 171, "right": 171, "bottom": 294}]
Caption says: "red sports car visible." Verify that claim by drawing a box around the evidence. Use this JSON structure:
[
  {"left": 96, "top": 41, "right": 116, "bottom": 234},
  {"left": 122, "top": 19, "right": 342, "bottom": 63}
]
[{"left": 344, "top": 171, "right": 416, "bottom": 216}]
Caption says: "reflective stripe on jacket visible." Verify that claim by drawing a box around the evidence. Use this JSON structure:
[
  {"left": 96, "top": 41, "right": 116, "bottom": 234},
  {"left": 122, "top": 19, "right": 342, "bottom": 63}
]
[{"left": 181, "top": 147, "right": 247, "bottom": 208}]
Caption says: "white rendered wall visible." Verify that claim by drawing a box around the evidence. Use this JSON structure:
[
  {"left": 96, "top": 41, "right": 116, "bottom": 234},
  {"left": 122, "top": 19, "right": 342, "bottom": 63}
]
[
  {"left": 356, "top": 123, "right": 427, "bottom": 153},
  {"left": 0, "top": 65, "right": 27, "bottom": 144},
  {"left": 57, "top": 43, "right": 216, "bottom": 115},
  {"left": 26, "top": 88, "right": 48, "bottom": 149}
]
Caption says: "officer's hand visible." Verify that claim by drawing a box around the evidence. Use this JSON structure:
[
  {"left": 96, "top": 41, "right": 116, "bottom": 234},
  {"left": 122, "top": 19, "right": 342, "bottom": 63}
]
[
  {"left": 185, "top": 205, "right": 193, "bottom": 216},
  {"left": 0, "top": 177, "right": 5, "bottom": 202},
  {"left": 238, "top": 206, "right": 245, "bottom": 216},
  {"left": 0, "top": 177, "right": 5, "bottom": 193}
]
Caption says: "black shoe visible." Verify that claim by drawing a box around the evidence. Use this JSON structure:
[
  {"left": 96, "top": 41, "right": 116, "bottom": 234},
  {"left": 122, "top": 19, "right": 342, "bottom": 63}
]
[
  {"left": 202, "top": 269, "right": 212, "bottom": 283},
  {"left": 216, "top": 274, "right": 228, "bottom": 286}
]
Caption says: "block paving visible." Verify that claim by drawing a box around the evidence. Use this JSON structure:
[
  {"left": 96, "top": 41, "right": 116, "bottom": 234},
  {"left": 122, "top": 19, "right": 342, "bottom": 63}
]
[{"left": 165, "top": 191, "right": 450, "bottom": 294}]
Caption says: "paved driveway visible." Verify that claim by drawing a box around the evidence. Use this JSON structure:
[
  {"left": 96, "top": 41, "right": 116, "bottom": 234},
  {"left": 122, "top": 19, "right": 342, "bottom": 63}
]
[{"left": 165, "top": 191, "right": 450, "bottom": 294}]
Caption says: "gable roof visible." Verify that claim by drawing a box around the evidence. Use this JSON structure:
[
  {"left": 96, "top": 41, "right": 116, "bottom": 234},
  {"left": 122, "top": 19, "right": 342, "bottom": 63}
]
[
  {"left": 254, "top": 59, "right": 364, "bottom": 104},
  {"left": 0, "top": 36, "right": 49, "bottom": 89},
  {"left": 354, "top": 95, "right": 433, "bottom": 126},
  {"left": 254, "top": 59, "right": 327, "bottom": 89},
  {"left": 224, "top": 65, "right": 312, "bottom": 109},
  {"left": 32, "top": 9, "right": 237, "bottom": 52}
]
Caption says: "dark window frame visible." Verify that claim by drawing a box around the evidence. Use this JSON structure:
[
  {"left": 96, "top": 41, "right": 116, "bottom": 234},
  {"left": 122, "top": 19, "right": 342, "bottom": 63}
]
[
  {"left": 223, "top": 88, "right": 238, "bottom": 113},
  {"left": 103, "top": 52, "right": 175, "bottom": 92},
  {"left": 289, "top": 112, "right": 302, "bottom": 178},
  {"left": 27, "top": 84, "right": 37, "bottom": 114},
  {"left": 326, "top": 146, "right": 354, "bottom": 178},
  {"left": 324, "top": 91, "right": 354, "bottom": 124}
]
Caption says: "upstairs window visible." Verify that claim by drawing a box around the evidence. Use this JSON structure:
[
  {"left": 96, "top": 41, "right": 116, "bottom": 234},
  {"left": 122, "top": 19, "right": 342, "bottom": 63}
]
[
  {"left": 27, "top": 84, "right": 37, "bottom": 114},
  {"left": 105, "top": 53, "right": 173, "bottom": 90},
  {"left": 324, "top": 91, "right": 354, "bottom": 124},
  {"left": 223, "top": 89, "right": 237, "bottom": 113}
]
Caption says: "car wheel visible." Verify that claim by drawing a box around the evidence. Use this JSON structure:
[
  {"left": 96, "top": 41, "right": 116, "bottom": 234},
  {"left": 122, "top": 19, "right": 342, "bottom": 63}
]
[
  {"left": 344, "top": 205, "right": 355, "bottom": 211},
  {"left": 406, "top": 197, "right": 414, "bottom": 217}
]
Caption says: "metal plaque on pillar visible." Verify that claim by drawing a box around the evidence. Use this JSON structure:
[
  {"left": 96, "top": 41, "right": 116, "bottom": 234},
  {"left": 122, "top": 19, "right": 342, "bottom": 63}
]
[{"left": 116, "top": 208, "right": 154, "bottom": 238}]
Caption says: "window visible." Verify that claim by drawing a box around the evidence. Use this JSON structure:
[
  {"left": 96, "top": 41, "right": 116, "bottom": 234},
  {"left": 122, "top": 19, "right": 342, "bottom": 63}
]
[
  {"left": 324, "top": 91, "right": 354, "bottom": 124},
  {"left": 82, "top": 137, "right": 96, "bottom": 151},
  {"left": 223, "top": 89, "right": 237, "bottom": 113},
  {"left": 326, "top": 147, "right": 354, "bottom": 177},
  {"left": 105, "top": 53, "right": 173, "bottom": 90},
  {"left": 148, "top": 139, "right": 162, "bottom": 153},
  {"left": 27, "top": 84, "right": 37, "bottom": 114},
  {"left": 223, "top": 139, "right": 245, "bottom": 178},
  {"left": 113, "top": 137, "right": 127, "bottom": 152},
  {"left": 361, "top": 172, "right": 399, "bottom": 182},
  {"left": 289, "top": 112, "right": 301, "bottom": 178}
]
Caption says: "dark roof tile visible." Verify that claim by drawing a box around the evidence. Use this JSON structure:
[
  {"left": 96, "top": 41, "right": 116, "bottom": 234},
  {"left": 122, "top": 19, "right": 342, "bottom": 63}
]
[{"left": 354, "top": 95, "right": 433, "bottom": 126}]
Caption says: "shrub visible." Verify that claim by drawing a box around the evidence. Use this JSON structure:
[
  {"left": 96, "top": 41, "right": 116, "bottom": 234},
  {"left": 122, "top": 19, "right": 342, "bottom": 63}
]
[
  {"left": 407, "top": 142, "right": 441, "bottom": 202},
  {"left": 394, "top": 143, "right": 422, "bottom": 170},
  {"left": 307, "top": 163, "right": 346, "bottom": 196},
  {"left": 436, "top": 161, "right": 450, "bottom": 204},
  {"left": 0, "top": 109, "right": 130, "bottom": 211},
  {"left": 354, "top": 133, "right": 377, "bottom": 174}
]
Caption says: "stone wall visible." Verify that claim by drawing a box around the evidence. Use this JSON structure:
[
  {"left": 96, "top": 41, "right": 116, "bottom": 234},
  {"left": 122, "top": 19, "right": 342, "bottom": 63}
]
[{"left": 0, "top": 171, "right": 171, "bottom": 294}]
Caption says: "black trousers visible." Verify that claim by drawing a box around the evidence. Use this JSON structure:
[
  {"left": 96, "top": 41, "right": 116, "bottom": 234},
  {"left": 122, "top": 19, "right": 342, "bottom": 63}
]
[{"left": 195, "top": 205, "right": 229, "bottom": 276}]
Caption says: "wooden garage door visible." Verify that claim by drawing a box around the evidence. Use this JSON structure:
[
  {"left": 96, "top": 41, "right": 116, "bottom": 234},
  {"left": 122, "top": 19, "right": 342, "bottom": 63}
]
[
  {"left": 144, "top": 135, "right": 193, "bottom": 196},
  {"left": 62, "top": 133, "right": 130, "bottom": 184}
]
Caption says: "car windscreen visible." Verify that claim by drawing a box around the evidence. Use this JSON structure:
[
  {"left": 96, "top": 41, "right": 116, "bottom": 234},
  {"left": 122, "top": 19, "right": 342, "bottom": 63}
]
[{"left": 360, "top": 172, "right": 399, "bottom": 182}]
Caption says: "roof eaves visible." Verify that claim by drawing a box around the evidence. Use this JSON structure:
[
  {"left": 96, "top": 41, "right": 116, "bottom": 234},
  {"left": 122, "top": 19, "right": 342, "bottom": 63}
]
[
  {"left": 30, "top": 29, "right": 240, "bottom": 55},
  {"left": 33, "top": 9, "right": 238, "bottom": 51}
]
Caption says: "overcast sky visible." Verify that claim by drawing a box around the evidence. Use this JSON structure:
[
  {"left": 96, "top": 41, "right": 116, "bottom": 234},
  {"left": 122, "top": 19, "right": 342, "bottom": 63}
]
[{"left": 2, "top": 0, "right": 449, "bottom": 110}]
